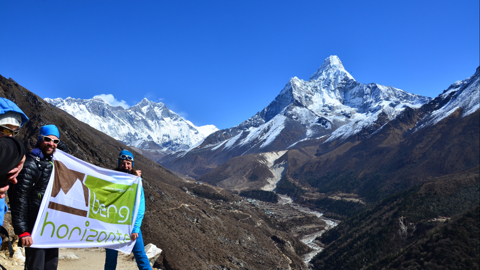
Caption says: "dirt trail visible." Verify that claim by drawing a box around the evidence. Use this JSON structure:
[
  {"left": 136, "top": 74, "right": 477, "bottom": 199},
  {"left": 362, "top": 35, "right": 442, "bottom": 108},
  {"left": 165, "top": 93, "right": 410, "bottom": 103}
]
[
  {"left": 59, "top": 248, "right": 144, "bottom": 270},
  {"left": 1, "top": 248, "right": 157, "bottom": 270}
]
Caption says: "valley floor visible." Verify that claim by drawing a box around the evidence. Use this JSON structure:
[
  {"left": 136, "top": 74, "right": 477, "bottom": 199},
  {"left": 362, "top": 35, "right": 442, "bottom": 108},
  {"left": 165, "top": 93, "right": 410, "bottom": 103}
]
[{"left": 253, "top": 194, "right": 338, "bottom": 267}]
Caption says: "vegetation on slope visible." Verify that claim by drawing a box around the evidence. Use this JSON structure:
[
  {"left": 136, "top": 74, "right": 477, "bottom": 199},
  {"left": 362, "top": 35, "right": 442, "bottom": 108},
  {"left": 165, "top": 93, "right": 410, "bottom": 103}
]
[
  {"left": 239, "top": 190, "right": 279, "bottom": 203},
  {"left": 311, "top": 167, "right": 479, "bottom": 269}
]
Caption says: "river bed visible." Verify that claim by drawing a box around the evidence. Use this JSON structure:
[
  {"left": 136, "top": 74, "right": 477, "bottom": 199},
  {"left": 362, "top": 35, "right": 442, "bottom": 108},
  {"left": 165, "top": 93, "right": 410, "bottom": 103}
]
[{"left": 277, "top": 194, "right": 338, "bottom": 267}]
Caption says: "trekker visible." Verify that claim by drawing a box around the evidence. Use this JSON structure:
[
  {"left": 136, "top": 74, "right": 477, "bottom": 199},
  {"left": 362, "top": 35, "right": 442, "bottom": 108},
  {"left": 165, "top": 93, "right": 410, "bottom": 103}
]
[
  {"left": 104, "top": 150, "right": 151, "bottom": 270},
  {"left": 11, "top": 125, "right": 60, "bottom": 270},
  {"left": 0, "top": 97, "right": 28, "bottom": 245}
]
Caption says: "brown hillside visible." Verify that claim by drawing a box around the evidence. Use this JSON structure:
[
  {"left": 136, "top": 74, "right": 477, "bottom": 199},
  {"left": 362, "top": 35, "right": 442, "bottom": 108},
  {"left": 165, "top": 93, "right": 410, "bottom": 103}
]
[{"left": 311, "top": 166, "right": 479, "bottom": 269}]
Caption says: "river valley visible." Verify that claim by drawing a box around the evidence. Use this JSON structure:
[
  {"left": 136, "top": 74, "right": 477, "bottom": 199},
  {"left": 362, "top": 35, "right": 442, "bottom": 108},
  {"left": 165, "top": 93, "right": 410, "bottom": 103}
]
[{"left": 254, "top": 194, "right": 338, "bottom": 268}]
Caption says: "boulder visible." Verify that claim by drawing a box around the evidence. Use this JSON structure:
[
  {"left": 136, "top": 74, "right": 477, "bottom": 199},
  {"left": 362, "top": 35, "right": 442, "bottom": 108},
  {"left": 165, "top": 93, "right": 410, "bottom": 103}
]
[
  {"left": 145, "top": 243, "right": 162, "bottom": 265},
  {"left": 13, "top": 247, "right": 25, "bottom": 262}
]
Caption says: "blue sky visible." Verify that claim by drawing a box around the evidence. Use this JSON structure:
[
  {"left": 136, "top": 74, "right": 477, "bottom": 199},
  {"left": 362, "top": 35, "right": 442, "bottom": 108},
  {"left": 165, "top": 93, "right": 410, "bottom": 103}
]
[{"left": 1, "top": 0, "right": 478, "bottom": 129}]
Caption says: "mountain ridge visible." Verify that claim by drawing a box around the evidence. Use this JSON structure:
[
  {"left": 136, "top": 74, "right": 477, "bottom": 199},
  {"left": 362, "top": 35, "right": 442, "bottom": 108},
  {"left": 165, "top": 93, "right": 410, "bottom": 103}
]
[{"left": 45, "top": 96, "right": 218, "bottom": 155}]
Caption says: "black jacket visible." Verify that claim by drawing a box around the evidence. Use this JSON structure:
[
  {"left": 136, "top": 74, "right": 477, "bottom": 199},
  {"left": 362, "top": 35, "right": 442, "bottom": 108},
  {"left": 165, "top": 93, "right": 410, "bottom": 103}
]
[
  {"left": 10, "top": 149, "right": 53, "bottom": 235},
  {"left": 0, "top": 137, "right": 26, "bottom": 187}
]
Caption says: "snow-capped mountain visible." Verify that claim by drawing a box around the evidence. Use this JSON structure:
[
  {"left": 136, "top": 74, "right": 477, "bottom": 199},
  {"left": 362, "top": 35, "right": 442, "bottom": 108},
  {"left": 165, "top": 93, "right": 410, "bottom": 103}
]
[
  {"left": 223, "top": 56, "right": 429, "bottom": 149},
  {"left": 236, "top": 55, "right": 430, "bottom": 145},
  {"left": 412, "top": 66, "right": 479, "bottom": 132},
  {"left": 162, "top": 55, "right": 432, "bottom": 177},
  {"left": 45, "top": 97, "right": 218, "bottom": 154},
  {"left": 196, "top": 65, "right": 479, "bottom": 196}
]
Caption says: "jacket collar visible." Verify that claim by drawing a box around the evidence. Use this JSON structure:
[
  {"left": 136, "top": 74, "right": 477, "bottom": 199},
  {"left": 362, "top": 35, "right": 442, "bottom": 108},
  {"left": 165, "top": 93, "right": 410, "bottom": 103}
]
[{"left": 31, "top": 148, "right": 53, "bottom": 161}]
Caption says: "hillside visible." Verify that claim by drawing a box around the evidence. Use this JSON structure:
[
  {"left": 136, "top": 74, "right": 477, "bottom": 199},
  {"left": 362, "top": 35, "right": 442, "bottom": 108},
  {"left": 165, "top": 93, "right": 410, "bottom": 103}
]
[{"left": 311, "top": 167, "right": 479, "bottom": 269}]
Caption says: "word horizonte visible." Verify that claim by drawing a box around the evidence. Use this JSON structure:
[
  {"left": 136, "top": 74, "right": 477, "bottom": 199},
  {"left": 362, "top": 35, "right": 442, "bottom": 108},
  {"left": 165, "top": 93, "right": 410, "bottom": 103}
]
[{"left": 40, "top": 212, "right": 132, "bottom": 243}]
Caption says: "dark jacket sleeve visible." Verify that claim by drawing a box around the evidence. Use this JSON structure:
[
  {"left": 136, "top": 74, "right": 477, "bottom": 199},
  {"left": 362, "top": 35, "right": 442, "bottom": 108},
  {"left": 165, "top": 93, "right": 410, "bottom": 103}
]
[
  {"left": 0, "top": 137, "right": 26, "bottom": 186},
  {"left": 10, "top": 155, "right": 38, "bottom": 235}
]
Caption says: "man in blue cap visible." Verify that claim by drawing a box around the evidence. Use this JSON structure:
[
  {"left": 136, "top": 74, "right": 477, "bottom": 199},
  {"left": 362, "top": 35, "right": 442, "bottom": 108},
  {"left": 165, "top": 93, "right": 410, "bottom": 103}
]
[
  {"left": 11, "top": 124, "right": 61, "bottom": 270},
  {"left": 104, "top": 150, "right": 152, "bottom": 270}
]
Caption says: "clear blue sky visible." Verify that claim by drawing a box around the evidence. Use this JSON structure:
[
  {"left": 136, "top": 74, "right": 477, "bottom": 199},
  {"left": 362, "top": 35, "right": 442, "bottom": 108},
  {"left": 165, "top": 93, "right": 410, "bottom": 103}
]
[{"left": 1, "top": 0, "right": 478, "bottom": 129}]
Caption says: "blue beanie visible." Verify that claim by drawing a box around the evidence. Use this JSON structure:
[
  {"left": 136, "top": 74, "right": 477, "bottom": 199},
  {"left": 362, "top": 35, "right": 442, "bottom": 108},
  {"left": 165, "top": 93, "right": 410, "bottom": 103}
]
[
  {"left": 38, "top": 125, "right": 60, "bottom": 141},
  {"left": 118, "top": 149, "right": 134, "bottom": 167}
]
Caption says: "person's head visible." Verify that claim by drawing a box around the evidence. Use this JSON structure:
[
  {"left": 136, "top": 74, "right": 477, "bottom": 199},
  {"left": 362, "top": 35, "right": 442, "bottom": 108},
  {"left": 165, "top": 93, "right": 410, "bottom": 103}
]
[
  {"left": 36, "top": 125, "right": 60, "bottom": 156},
  {"left": 0, "top": 112, "right": 20, "bottom": 138},
  {"left": 117, "top": 149, "right": 134, "bottom": 172},
  {"left": 0, "top": 98, "right": 29, "bottom": 138}
]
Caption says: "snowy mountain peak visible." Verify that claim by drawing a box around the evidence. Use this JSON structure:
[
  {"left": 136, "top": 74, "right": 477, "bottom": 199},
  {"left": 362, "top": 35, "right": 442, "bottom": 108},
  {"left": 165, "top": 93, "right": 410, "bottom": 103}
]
[
  {"left": 45, "top": 96, "right": 218, "bottom": 154},
  {"left": 309, "top": 55, "right": 354, "bottom": 81},
  {"left": 323, "top": 55, "right": 344, "bottom": 70},
  {"left": 139, "top": 97, "right": 150, "bottom": 104},
  {"left": 132, "top": 98, "right": 165, "bottom": 109}
]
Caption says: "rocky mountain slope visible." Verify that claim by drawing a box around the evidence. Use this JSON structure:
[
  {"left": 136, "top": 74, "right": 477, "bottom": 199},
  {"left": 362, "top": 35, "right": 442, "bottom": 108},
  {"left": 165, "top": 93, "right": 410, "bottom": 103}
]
[
  {"left": 311, "top": 166, "right": 479, "bottom": 269},
  {"left": 1, "top": 75, "right": 311, "bottom": 270},
  {"left": 45, "top": 96, "right": 217, "bottom": 156},
  {"left": 162, "top": 55, "right": 431, "bottom": 178}
]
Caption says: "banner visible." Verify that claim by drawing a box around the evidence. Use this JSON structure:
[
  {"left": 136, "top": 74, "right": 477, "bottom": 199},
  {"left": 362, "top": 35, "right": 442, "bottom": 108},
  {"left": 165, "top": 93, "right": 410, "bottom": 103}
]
[{"left": 30, "top": 150, "right": 141, "bottom": 253}]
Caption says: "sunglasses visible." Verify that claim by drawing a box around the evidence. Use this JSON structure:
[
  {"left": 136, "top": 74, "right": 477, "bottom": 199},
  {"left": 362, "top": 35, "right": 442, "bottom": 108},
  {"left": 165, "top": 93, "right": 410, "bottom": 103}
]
[
  {"left": 41, "top": 136, "right": 60, "bottom": 144},
  {"left": 119, "top": 154, "right": 133, "bottom": 161},
  {"left": 0, "top": 125, "right": 19, "bottom": 136}
]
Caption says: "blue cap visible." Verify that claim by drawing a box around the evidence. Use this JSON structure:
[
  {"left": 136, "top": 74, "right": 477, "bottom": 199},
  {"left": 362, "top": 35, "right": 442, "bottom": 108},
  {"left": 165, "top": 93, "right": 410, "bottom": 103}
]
[
  {"left": 38, "top": 125, "right": 60, "bottom": 141},
  {"left": 0, "top": 97, "right": 29, "bottom": 127},
  {"left": 118, "top": 149, "right": 134, "bottom": 167}
]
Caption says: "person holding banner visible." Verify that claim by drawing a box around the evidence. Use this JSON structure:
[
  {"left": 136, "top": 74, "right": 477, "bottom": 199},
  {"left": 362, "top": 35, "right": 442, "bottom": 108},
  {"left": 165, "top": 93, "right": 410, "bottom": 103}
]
[
  {"left": 11, "top": 125, "right": 60, "bottom": 270},
  {"left": 104, "top": 150, "right": 152, "bottom": 270}
]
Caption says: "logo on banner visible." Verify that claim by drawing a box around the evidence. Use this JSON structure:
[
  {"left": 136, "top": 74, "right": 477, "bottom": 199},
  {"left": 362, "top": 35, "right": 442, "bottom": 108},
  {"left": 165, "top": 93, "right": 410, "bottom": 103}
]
[
  {"left": 47, "top": 160, "right": 137, "bottom": 224},
  {"left": 85, "top": 176, "right": 137, "bottom": 225},
  {"left": 48, "top": 160, "right": 89, "bottom": 217}
]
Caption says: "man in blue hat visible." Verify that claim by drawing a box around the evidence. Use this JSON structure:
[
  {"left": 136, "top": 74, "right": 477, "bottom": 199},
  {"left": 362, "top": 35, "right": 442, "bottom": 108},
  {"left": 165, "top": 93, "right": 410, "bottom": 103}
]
[
  {"left": 104, "top": 149, "right": 152, "bottom": 270},
  {"left": 11, "top": 124, "right": 61, "bottom": 270}
]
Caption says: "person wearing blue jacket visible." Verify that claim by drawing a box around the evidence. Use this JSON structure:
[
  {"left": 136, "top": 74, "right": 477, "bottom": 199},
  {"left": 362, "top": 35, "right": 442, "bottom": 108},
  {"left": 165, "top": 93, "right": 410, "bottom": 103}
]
[
  {"left": 0, "top": 97, "right": 28, "bottom": 245},
  {"left": 104, "top": 150, "right": 151, "bottom": 270}
]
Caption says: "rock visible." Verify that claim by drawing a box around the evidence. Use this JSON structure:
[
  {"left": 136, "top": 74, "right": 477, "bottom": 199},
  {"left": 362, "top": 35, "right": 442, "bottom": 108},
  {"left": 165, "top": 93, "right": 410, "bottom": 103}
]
[
  {"left": 59, "top": 252, "right": 80, "bottom": 260},
  {"left": 145, "top": 243, "right": 162, "bottom": 265},
  {"left": 126, "top": 243, "right": 162, "bottom": 266},
  {"left": 13, "top": 247, "right": 25, "bottom": 263}
]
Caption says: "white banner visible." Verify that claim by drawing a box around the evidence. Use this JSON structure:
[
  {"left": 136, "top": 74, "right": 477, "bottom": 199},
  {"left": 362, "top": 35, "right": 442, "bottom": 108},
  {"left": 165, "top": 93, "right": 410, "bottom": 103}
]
[{"left": 30, "top": 150, "right": 141, "bottom": 253}]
